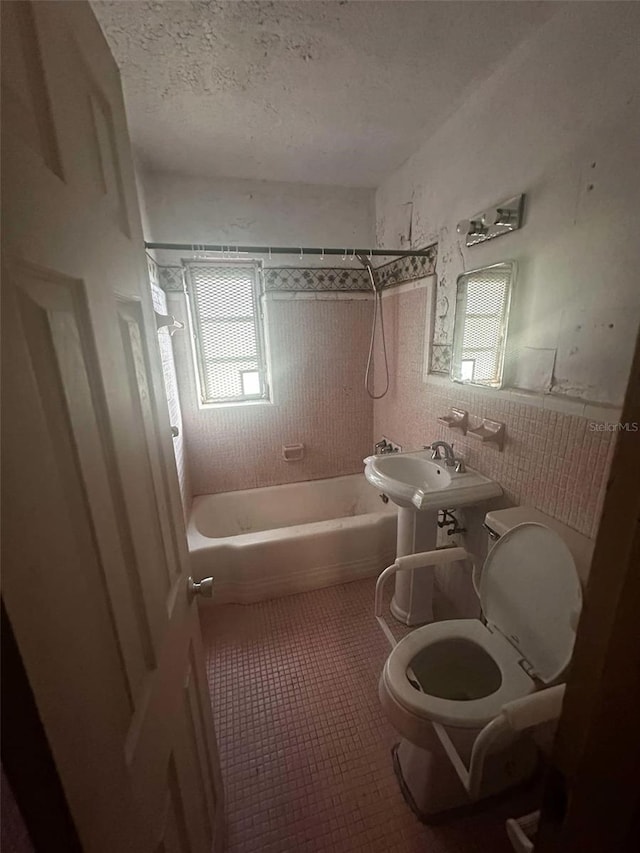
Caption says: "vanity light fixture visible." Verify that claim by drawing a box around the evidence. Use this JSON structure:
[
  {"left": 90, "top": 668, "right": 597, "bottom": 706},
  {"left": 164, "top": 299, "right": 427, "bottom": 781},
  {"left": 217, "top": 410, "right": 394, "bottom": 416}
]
[
  {"left": 457, "top": 194, "right": 524, "bottom": 247},
  {"left": 456, "top": 219, "right": 487, "bottom": 239}
]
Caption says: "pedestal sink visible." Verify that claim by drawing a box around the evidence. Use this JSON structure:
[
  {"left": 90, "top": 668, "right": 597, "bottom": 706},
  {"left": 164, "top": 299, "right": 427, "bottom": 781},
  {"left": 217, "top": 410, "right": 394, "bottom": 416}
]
[{"left": 364, "top": 449, "right": 502, "bottom": 625}]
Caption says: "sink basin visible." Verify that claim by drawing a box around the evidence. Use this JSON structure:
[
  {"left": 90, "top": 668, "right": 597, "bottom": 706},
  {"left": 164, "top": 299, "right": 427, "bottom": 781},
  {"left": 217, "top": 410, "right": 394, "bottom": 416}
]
[{"left": 364, "top": 449, "right": 502, "bottom": 510}]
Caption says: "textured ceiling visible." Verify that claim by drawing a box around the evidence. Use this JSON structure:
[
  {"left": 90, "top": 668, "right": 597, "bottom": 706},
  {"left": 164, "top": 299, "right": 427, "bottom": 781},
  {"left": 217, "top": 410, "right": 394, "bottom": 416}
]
[{"left": 93, "top": 1, "right": 555, "bottom": 187}]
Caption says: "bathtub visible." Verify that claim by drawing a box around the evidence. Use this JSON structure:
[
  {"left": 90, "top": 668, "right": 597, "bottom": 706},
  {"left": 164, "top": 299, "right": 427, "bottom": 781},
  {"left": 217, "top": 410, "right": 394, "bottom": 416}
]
[{"left": 187, "top": 474, "right": 397, "bottom": 603}]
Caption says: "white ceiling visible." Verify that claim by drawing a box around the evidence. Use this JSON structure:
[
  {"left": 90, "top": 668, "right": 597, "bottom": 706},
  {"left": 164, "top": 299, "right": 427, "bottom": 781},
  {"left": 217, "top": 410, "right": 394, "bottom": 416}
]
[{"left": 93, "top": 1, "right": 556, "bottom": 187}]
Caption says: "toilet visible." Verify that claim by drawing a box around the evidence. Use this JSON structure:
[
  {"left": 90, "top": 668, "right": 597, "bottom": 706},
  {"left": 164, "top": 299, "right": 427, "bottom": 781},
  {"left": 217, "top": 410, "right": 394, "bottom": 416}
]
[{"left": 377, "top": 508, "right": 584, "bottom": 820}]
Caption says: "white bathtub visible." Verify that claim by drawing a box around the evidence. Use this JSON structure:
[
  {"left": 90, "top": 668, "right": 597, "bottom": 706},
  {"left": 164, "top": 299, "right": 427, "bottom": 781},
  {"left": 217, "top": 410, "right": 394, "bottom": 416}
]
[{"left": 187, "top": 474, "right": 397, "bottom": 603}]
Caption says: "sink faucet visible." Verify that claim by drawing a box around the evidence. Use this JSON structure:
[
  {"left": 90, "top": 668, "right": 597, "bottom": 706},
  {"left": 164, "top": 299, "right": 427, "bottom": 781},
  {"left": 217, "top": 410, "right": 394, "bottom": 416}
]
[
  {"left": 429, "top": 440, "right": 455, "bottom": 465},
  {"left": 428, "top": 441, "right": 466, "bottom": 473}
]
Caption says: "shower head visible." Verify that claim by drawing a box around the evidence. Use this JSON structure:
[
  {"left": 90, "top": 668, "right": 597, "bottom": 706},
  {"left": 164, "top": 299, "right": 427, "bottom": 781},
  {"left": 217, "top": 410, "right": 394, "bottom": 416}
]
[
  {"left": 355, "top": 253, "right": 382, "bottom": 293},
  {"left": 355, "top": 252, "right": 372, "bottom": 270}
]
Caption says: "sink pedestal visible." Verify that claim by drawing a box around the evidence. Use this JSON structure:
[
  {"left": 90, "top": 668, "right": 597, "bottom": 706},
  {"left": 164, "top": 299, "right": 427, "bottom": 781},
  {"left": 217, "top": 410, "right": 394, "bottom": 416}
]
[
  {"left": 364, "top": 449, "right": 502, "bottom": 625},
  {"left": 390, "top": 507, "right": 438, "bottom": 626}
]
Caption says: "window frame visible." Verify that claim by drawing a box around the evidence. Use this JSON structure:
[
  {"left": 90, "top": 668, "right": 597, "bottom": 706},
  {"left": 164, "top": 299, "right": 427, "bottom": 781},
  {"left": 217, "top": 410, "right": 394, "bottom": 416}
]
[
  {"left": 184, "top": 259, "right": 271, "bottom": 406},
  {"left": 450, "top": 261, "right": 515, "bottom": 389}
]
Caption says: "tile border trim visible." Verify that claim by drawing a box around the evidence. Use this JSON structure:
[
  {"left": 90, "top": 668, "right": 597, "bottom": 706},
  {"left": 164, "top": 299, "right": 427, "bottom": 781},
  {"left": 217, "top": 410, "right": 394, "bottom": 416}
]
[{"left": 154, "top": 246, "right": 438, "bottom": 294}]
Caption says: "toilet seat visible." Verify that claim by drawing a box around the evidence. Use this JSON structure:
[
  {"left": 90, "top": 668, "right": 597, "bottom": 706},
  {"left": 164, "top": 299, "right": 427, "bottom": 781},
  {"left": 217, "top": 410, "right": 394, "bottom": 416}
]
[
  {"left": 480, "top": 523, "right": 582, "bottom": 685},
  {"left": 382, "top": 619, "right": 536, "bottom": 729},
  {"left": 381, "top": 522, "right": 582, "bottom": 731}
]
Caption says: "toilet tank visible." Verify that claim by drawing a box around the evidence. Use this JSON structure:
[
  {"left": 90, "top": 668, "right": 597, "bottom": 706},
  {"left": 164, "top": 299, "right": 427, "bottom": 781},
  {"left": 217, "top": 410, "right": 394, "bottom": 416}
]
[{"left": 484, "top": 507, "right": 594, "bottom": 585}]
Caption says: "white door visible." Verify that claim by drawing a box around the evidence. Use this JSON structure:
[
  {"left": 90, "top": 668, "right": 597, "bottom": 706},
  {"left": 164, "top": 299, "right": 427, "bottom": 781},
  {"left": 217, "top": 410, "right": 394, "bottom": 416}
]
[{"left": 1, "top": 2, "right": 224, "bottom": 850}]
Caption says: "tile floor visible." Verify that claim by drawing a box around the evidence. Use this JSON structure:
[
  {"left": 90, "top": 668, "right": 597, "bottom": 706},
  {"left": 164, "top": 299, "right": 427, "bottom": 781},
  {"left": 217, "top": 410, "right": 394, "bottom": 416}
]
[{"left": 201, "top": 578, "right": 537, "bottom": 852}]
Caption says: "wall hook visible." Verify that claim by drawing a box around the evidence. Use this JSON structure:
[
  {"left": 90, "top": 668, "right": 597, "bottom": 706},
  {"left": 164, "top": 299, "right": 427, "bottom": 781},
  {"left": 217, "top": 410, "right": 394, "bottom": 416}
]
[{"left": 155, "top": 311, "right": 185, "bottom": 336}]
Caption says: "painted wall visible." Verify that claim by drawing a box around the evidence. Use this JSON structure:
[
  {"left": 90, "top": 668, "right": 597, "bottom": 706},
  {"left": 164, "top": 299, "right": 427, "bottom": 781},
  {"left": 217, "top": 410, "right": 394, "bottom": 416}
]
[
  {"left": 141, "top": 170, "right": 375, "bottom": 268},
  {"left": 168, "top": 290, "right": 374, "bottom": 495},
  {"left": 376, "top": 1, "right": 640, "bottom": 406},
  {"left": 372, "top": 4, "right": 640, "bottom": 551}
]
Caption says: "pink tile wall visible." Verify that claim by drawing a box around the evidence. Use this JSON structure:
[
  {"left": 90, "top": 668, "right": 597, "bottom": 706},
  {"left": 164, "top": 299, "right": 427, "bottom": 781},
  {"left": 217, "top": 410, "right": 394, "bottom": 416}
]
[
  {"left": 374, "top": 288, "right": 616, "bottom": 539},
  {"left": 173, "top": 296, "right": 374, "bottom": 495}
]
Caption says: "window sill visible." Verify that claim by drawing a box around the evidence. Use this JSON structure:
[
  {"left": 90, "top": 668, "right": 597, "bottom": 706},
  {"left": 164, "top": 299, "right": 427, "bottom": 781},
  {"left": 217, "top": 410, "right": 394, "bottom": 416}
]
[
  {"left": 422, "top": 374, "right": 623, "bottom": 422},
  {"left": 198, "top": 398, "right": 274, "bottom": 412}
]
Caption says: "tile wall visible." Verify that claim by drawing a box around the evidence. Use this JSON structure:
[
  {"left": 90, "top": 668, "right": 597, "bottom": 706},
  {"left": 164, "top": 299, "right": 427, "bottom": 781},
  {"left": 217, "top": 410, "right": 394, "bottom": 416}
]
[
  {"left": 168, "top": 290, "right": 374, "bottom": 496},
  {"left": 153, "top": 248, "right": 619, "bottom": 540},
  {"left": 160, "top": 255, "right": 437, "bottom": 498},
  {"left": 373, "top": 285, "right": 618, "bottom": 539}
]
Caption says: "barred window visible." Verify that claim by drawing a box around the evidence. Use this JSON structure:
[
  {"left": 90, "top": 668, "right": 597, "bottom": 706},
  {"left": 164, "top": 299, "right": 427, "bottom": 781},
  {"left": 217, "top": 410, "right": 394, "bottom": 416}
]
[
  {"left": 184, "top": 261, "right": 270, "bottom": 405},
  {"left": 451, "top": 262, "right": 514, "bottom": 388}
]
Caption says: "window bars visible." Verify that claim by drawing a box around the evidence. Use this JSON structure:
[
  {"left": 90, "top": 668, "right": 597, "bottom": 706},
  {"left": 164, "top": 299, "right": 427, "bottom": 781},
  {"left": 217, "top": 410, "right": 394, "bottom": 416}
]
[{"left": 184, "top": 261, "right": 269, "bottom": 405}]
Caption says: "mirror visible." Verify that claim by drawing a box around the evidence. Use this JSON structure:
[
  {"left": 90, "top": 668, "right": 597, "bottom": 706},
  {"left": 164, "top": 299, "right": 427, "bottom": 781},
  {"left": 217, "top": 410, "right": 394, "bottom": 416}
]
[{"left": 451, "top": 261, "right": 514, "bottom": 388}]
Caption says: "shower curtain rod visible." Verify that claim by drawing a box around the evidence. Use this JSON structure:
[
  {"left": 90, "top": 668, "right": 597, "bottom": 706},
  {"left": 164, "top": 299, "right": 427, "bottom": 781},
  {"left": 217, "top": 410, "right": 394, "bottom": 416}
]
[{"left": 144, "top": 241, "right": 433, "bottom": 258}]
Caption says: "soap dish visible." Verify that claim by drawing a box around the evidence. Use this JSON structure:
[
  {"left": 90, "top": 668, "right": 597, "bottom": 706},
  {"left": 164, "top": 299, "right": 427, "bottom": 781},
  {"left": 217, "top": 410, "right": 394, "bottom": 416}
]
[
  {"left": 282, "top": 443, "right": 304, "bottom": 461},
  {"left": 437, "top": 408, "right": 468, "bottom": 434},
  {"left": 468, "top": 418, "right": 506, "bottom": 451}
]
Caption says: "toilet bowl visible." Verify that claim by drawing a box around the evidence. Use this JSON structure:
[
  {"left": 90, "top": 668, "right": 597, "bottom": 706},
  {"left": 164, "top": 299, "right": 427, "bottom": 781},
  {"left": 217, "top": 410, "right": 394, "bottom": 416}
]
[
  {"left": 380, "top": 619, "right": 536, "bottom": 742},
  {"left": 377, "top": 514, "right": 583, "bottom": 820}
]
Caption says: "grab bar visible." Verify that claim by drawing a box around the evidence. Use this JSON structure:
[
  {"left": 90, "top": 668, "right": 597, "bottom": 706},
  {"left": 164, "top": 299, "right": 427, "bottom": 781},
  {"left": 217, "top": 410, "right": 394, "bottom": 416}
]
[
  {"left": 433, "top": 684, "right": 567, "bottom": 800},
  {"left": 374, "top": 547, "right": 469, "bottom": 648}
]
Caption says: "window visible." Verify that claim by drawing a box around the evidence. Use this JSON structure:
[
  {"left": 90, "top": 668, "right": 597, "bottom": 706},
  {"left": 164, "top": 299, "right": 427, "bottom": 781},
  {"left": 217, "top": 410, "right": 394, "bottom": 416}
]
[
  {"left": 451, "top": 262, "right": 514, "bottom": 388},
  {"left": 184, "top": 261, "right": 270, "bottom": 405}
]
